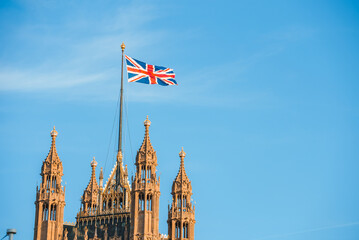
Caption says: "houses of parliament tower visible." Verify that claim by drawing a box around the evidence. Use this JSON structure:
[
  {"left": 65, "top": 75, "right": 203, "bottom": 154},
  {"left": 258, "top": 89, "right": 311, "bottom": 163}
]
[{"left": 33, "top": 117, "right": 196, "bottom": 240}]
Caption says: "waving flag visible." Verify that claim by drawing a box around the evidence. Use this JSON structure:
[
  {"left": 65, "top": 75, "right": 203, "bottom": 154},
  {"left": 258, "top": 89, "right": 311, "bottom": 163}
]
[{"left": 125, "top": 55, "right": 177, "bottom": 86}]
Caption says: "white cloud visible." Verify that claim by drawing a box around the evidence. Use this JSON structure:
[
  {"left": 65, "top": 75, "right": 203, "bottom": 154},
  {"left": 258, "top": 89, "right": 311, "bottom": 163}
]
[
  {"left": 0, "top": 2, "right": 166, "bottom": 93},
  {"left": 0, "top": 1, "right": 282, "bottom": 108},
  {"left": 0, "top": 68, "right": 109, "bottom": 91}
]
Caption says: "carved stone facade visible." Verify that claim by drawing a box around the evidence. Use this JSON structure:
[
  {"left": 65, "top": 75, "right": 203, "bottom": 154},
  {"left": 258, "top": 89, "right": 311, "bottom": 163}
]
[
  {"left": 168, "top": 149, "right": 195, "bottom": 240},
  {"left": 130, "top": 117, "right": 161, "bottom": 240},
  {"left": 33, "top": 117, "right": 195, "bottom": 240},
  {"left": 34, "top": 127, "right": 66, "bottom": 240}
]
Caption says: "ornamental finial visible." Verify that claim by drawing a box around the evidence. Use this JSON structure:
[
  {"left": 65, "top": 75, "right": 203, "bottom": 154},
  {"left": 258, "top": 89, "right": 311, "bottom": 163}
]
[
  {"left": 50, "top": 126, "right": 58, "bottom": 138},
  {"left": 179, "top": 147, "right": 186, "bottom": 158},
  {"left": 121, "top": 42, "right": 126, "bottom": 51},
  {"left": 144, "top": 115, "right": 151, "bottom": 126},
  {"left": 91, "top": 157, "right": 97, "bottom": 167}
]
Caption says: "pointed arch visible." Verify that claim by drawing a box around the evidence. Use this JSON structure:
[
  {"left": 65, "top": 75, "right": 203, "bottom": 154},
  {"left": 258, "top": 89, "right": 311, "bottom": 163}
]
[
  {"left": 146, "top": 194, "right": 152, "bottom": 211},
  {"left": 183, "top": 222, "right": 188, "bottom": 238},
  {"left": 139, "top": 193, "right": 145, "bottom": 211},
  {"left": 141, "top": 165, "right": 146, "bottom": 180},
  {"left": 175, "top": 221, "right": 181, "bottom": 238},
  {"left": 42, "top": 203, "right": 48, "bottom": 221},
  {"left": 177, "top": 195, "right": 182, "bottom": 209}
]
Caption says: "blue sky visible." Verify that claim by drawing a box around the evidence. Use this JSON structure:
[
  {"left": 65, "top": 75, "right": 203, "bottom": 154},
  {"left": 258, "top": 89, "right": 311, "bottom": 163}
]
[{"left": 1, "top": 0, "right": 359, "bottom": 239}]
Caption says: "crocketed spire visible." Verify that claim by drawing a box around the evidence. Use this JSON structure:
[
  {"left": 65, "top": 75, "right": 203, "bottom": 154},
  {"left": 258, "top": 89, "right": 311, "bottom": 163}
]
[
  {"left": 174, "top": 147, "right": 189, "bottom": 183},
  {"left": 85, "top": 157, "right": 99, "bottom": 192},
  {"left": 41, "top": 126, "right": 63, "bottom": 177},
  {"left": 168, "top": 147, "right": 195, "bottom": 240},
  {"left": 131, "top": 117, "right": 160, "bottom": 240},
  {"left": 138, "top": 116, "right": 155, "bottom": 153},
  {"left": 81, "top": 157, "right": 100, "bottom": 215},
  {"left": 34, "top": 126, "right": 66, "bottom": 240},
  {"left": 44, "top": 126, "right": 61, "bottom": 164}
]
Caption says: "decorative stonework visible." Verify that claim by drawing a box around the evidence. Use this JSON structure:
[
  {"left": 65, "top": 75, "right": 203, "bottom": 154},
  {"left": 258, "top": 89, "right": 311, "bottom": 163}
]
[
  {"left": 34, "top": 118, "right": 196, "bottom": 240},
  {"left": 168, "top": 148, "right": 195, "bottom": 240},
  {"left": 33, "top": 127, "right": 66, "bottom": 240},
  {"left": 130, "top": 117, "right": 161, "bottom": 240}
]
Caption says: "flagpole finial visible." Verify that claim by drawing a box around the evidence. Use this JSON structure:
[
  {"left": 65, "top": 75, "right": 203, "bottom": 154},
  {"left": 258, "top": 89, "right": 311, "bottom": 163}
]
[{"left": 121, "top": 42, "right": 126, "bottom": 51}]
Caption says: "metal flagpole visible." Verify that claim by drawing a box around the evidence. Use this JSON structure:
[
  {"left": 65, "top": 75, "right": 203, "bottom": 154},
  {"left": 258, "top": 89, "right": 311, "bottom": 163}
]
[
  {"left": 116, "top": 42, "right": 125, "bottom": 190},
  {"left": 119, "top": 42, "right": 125, "bottom": 153}
]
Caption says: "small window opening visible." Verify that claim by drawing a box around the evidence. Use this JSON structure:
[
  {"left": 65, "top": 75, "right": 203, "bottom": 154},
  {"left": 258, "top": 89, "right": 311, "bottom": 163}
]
[
  {"left": 183, "top": 222, "right": 188, "bottom": 238},
  {"left": 147, "top": 194, "right": 152, "bottom": 211},
  {"left": 175, "top": 221, "right": 181, "bottom": 238},
  {"left": 43, "top": 204, "right": 48, "bottom": 221}
]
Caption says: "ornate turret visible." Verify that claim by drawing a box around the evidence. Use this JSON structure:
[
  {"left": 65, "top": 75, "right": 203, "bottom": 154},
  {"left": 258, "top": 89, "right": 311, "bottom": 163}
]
[
  {"left": 81, "top": 157, "right": 100, "bottom": 215},
  {"left": 34, "top": 127, "right": 66, "bottom": 240},
  {"left": 168, "top": 148, "right": 195, "bottom": 240},
  {"left": 130, "top": 116, "right": 161, "bottom": 240}
]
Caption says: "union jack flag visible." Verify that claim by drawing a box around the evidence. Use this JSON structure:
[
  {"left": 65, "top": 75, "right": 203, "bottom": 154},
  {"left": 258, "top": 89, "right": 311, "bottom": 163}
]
[{"left": 125, "top": 55, "right": 177, "bottom": 86}]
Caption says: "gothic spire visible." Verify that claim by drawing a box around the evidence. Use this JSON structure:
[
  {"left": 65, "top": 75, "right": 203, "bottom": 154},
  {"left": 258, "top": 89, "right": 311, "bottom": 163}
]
[
  {"left": 139, "top": 116, "right": 154, "bottom": 153},
  {"left": 174, "top": 147, "right": 189, "bottom": 183},
  {"left": 168, "top": 148, "right": 195, "bottom": 240},
  {"left": 44, "top": 126, "right": 61, "bottom": 164},
  {"left": 131, "top": 117, "right": 160, "bottom": 240},
  {"left": 85, "top": 157, "right": 99, "bottom": 192},
  {"left": 81, "top": 157, "right": 99, "bottom": 215},
  {"left": 34, "top": 126, "right": 65, "bottom": 240}
]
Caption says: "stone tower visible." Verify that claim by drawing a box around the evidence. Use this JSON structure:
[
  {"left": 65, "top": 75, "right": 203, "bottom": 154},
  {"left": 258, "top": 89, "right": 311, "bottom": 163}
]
[
  {"left": 81, "top": 157, "right": 99, "bottom": 218},
  {"left": 130, "top": 116, "right": 161, "bottom": 240},
  {"left": 34, "top": 127, "right": 66, "bottom": 240},
  {"left": 167, "top": 148, "right": 195, "bottom": 240}
]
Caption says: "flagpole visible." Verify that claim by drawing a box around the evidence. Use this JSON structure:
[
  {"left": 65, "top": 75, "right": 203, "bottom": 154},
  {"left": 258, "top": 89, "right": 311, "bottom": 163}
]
[{"left": 119, "top": 42, "right": 125, "bottom": 154}]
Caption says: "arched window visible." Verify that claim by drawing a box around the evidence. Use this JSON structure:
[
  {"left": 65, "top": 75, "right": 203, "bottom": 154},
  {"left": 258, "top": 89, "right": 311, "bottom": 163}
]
[
  {"left": 50, "top": 205, "right": 53, "bottom": 220},
  {"left": 146, "top": 194, "right": 152, "bottom": 211},
  {"left": 139, "top": 193, "right": 145, "bottom": 211},
  {"left": 46, "top": 177, "right": 50, "bottom": 189},
  {"left": 183, "top": 196, "right": 187, "bottom": 208},
  {"left": 147, "top": 166, "right": 151, "bottom": 179},
  {"left": 141, "top": 166, "right": 146, "bottom": 180},
  {"left": 103, "top": 201, "right": 106, "bottom": 210},
  {"left": 52, "top": 177, "right": 57, "bottom": 188},
  {"left": 177, "top": 195, "right": 182, "bottom": 209},
  {"left": 50, "top": 204, "right": 57, "bottom": 221},
  {"left": 43, "top": 204, "right": 48, "bottom": 221},
  {"left": 175, "top": 221, "right": 181, "bottom": 238},
  {"left": 183, "top": 222, "right": 188, "bottom": 238}
]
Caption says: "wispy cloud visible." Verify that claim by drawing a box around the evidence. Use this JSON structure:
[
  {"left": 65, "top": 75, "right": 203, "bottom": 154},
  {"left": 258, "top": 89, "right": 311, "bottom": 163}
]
[
  {"left": 252, "top": 222, "right": 359, "bottom": 240},
  {"left": 0, "top": 1, "right": 286, "bottom": 108},
  {"left": 0, "top": 68, "right": 111, "bottom": 91},
  {"left": 0, "top": 2, "right": 166, "bottom": 93}
]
